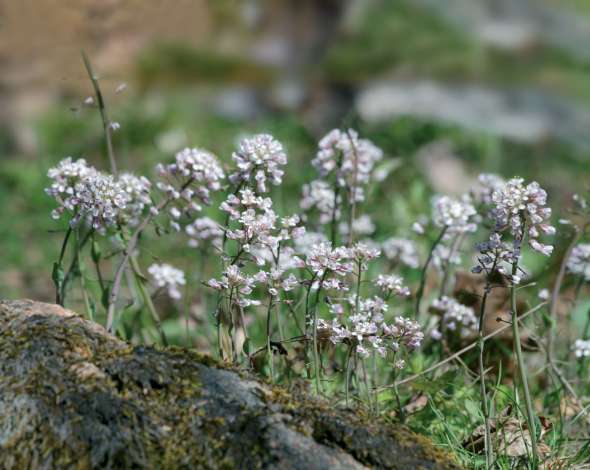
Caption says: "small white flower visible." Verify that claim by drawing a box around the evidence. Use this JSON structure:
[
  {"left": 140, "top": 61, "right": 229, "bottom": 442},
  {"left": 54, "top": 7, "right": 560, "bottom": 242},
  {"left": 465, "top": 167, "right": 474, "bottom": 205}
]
[
  {"left": 573, "top": 339, "right": 590, "bottom": 358},
  {"left": 567, "top": 244, "right": 590, "bottom": 282},
  {"left": 375, "top": 274, "right": 410, "bottom": 297},
  {"left": 148, "top": 263, "right": 186, "bottom": 299},
  {"left": 432, "top": 296, "right": 477, "bottom": 338},
  {"left": 432, "top": 195, "right": 477, "bottom": 234},
  {"left": 381, "top": 238, "right": 420, "bottom": 269},
  {"left": 491, "top": 177, "right": 554, "bottom": 256},
  {"left": 538, "top": 289, "right": 550, "bottom": 301},
  {"left": 229, "top": 134, "right": 287, "bottom": 192}
]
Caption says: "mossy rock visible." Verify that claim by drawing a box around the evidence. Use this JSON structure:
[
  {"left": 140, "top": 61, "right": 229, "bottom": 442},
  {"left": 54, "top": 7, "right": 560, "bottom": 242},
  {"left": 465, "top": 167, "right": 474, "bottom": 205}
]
[{"left": 0, "top": 300, "right": 462, "bottom": 469}]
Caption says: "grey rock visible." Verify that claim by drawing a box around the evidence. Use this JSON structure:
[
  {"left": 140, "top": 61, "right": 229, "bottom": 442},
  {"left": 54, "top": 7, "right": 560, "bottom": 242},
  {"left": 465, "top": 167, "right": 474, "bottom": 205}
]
[{"left": 0, "top": 299, "right": 462, "bottom": 469}]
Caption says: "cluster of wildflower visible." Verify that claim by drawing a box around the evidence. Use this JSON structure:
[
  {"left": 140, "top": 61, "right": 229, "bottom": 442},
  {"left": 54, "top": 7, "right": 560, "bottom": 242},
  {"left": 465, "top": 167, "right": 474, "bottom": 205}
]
[
  {"left": 432, "top": 195, "right": 477, "bottom": 235},
  {"left": 293, "top": 231, "right": 329, "bottom": 257},
  {"left": 491, "top": 177, "right": 555, "bottom": 256},
  {"left": 118, "top": 172, "right": 152, "bottom": 226},
  {"left": 349, "top": 242, "right": 381, "bottom": 271},
  {"left": 573, "top": 339, "right": 590, "bottom": 358},
  {"left": 375, "top": 274, "right": 411, "bottom": 298},
  {"left": 472, "top": 232, "right": 522, "bottom": 281},
  {"left": 46, "top": 158, "right": 132, "bottom": 233},
  {"left": 300, "top": 179, "right": 340, "bottom": 224},
  {"left": 566, "top": 244, "right": 590, "bottom": 281},
  {"left": 221, "top": 189, "right": 305, "bottom": 255},
  {"left": 381, "top": 237, "right": 420, "bottom": 269},
  {"left": 206, "top": 265, "right": 261, "bottom": 308},
  {"left": 253, "top": 269, "right": 299, "bottom": 297},
  {"left": 185, "top": 217, "right": 223, "bottom": 249},
  {"left": 302, "top": 242, "right": 354, "bottom": 278},
  {"left": 148, "top": 263, "right": 186, "bottom": 299},
  {"left": 318, "top": 299, "right": 423, "bottom": 362},
  {"left": 312, "top": 128, "right": 382, "bottom": 203},
  {"left": 46, "top": 157, "right": 98, "bottom": 201},
  {"left": 228, "top": 134, "right": 287, "bottom": 193},
  {"left": 431, "top": 296, "right": 477, "bottom": 339},
  {"left": 155, "top": 148, "right": 225, "bottom": 226},
  {"left": 339, "top": 215, "right": 376, "bottom": 237},
  {"left": 472, "top": 173, "right": 505, "bottom": 205},
  {"left": 432, "top": 244, "right": 462, "bottom": 272}
]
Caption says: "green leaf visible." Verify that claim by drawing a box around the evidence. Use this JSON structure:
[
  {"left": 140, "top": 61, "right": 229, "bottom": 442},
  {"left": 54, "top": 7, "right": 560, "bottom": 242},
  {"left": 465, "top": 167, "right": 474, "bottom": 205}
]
[{"left": 91, "top": 240, "right": 102, "bottom": 263}]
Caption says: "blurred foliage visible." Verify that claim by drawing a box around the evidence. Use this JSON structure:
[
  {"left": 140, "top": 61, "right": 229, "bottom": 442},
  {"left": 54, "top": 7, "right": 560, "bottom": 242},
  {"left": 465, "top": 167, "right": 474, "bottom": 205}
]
[
  {"left": 324, "top": 0, "right": 590, "bottom": 105},
  {"left": 137, "top": 43, "right": 275, "bottom": 87}
]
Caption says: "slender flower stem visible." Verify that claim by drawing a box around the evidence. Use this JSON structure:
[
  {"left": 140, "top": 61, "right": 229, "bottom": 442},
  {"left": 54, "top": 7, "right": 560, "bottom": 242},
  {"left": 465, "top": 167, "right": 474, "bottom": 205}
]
[
  {"left": 477, "top": 281, "right": 494, "bottom": 468},
  {"left": 266, "top": 295, "right": 275, "bottom": 383},
  {"left": 60, "top": 229, "right": 93, "bottom": 306},
  {"left": 129, "top": 256, "right": 168, "bottom": 346},
  {"left": 75, "top": 227, "right": 93, "bottom": 320},
  {"left": 81, "top": 51, "right": 117, "bottom": 175},
  {"left": 311, "top": 273, "right": 327, "bottom": 394},
  {"left": 330, "top": 152, "right": 344, "bottom": 247},
  {"left": 346, "top": 130, "right": 360, "bottom": 247},
  {"left": 439, "top": 233, "right": 463, "bottom": 298},
  {"left": 415, "top": 226, "right": 448, "bottom": 318},
  {"left": 345, "top": 345, "right": 354, "bottom": 407},
  {"left": 510, "top": 259, "right": 539, "bottom": 465},
  {"left": 392, "top": 353, "right": 405, "bottom": 423},
  {"left": 54, "top": 226, "right": 73, "bottom": 305},
  {"left": 106, "top": 178, "right": 194, "bottom": 332}
]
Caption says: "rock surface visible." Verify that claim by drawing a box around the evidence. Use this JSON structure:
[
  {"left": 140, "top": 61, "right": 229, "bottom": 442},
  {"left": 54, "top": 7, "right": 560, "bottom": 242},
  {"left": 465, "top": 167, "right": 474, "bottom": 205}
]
[{"left": 0, "top": 300, "right": 461, "bottom": 469}]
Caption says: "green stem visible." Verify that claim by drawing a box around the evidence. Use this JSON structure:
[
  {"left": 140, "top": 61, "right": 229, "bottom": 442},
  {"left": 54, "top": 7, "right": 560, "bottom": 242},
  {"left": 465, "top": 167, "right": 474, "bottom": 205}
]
[
  {"left": 477, "top": 259, "right": 496, "bottom": 469},
  {"left": 130, "top": 257, "right": 168, "bottom": 346},
  {"left": 266, "top": 295, "right": 275, "bottom": 383},
  {"left": 345, "top": 346, "right": 354, "bottom": 407},
  {"left": 510, "top": 259, "right": 538, "bottom": 465},
  {"left": 312, "top": 273, "right": 327, "bottom": 394},
  {"left": 81, "top": 51, "right": 117, "bottom": 175},
  {"left": 54, "top": 226, "right": 73, "bottom": 305},
  {"left": 415, "top": 226, "right": 447, "bottom": 319}
]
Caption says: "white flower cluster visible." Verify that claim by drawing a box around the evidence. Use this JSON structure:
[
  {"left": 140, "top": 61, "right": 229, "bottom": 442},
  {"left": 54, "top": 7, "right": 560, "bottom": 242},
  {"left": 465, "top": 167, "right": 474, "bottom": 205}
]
[
  {"left": 303, "top": 242, "right": 353, "bottom": 278},
  {"left": 491, "top": 177, "right": 555, "bottom": 256},
  {"left": 312, "top": 128, "right": 382, "bottom": 203},
  {"left": 156, "top": 147, "right": 225, "bottom": 217},
  {"left": 431, "top": 296, "right": 477, "bottom": 339},
  {"left": 349, "top": 242, "right": 381, "bottom": 269},
  {"left": 573, "top": 339, "right": 590, "bottom": 358},
  {"left": 229, "top": 134, "right": 287, "bottom": 193},
  {"left": 566, "top": 244, "right": 590, "bottom": 281},
  {"left": 432, "top": 195, "right": 477, "bottom": 234},
  {"left": 472, "top": 232, "right": 522, "bottom": 283},
  {"left": 206, "top": 265, "right": 261, "bottom": 308},
  {"left": 473, "top": 173, "right": 505, "bottom": 205},
  {"left": 318, "top": 298, "right": 423, "bottom": 361},
  {"left": 253, "top": 269, "right": 299, "bottom": 297},
  {"left": 148, "top": 263, "right": 186, "bottom": 299},
  {"left": 118, "top": 172, "right": 152, "bottom": 226},
  {"left": 185, "top": 217, "right": 223, "bottom": 249},
  {"left": 300, "top": 180, "right": 340, "bottom": 224},
  {"left": 46, "top": 158, "right": 131, "bottom": 233},
  {"left": 46, "top": 157, "right": 98, "bottom": 197},
  {"left": 375, "top": 274, "right": 411, "bottom": 298},
  {"left": 339, "top": 215, "right": 376, "bottom": 237},
  {"left": 432, "top": 244, "right": 462, "bottom": 272},
  {"left": 381, "top": 237, "right": 420, "bottom": 269},
  {"left": 221, "top": 188, "right": 305, "bottom": 255}
]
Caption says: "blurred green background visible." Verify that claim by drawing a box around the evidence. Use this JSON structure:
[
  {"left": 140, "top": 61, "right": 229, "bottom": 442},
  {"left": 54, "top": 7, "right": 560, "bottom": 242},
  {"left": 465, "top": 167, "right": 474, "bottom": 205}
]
[{"left": 1, "top": 0, "right": 590, "bottom": 302}]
